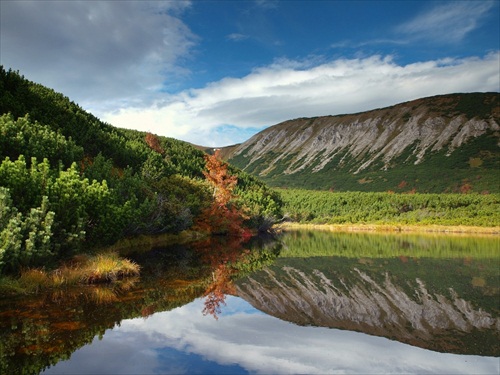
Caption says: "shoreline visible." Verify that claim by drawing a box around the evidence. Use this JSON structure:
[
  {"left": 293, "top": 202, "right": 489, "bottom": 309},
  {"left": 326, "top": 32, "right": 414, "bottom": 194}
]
[{"left": 276, "top": 222, "right": 500, "bottom": 236}]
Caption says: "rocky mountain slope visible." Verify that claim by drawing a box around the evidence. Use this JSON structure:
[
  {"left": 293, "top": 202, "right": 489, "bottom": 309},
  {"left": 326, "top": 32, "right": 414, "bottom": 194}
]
[{"left": 224, "top": 93, "right": 500, "bottom": 192}]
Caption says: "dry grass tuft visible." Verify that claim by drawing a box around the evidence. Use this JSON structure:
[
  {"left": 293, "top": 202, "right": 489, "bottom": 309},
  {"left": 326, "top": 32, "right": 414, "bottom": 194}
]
[
  {"left": 0, "top": 252, "right": 141, "bottom": 294},
  {"left": 79, "top": 252, "right": 140, "bottom": 284}
]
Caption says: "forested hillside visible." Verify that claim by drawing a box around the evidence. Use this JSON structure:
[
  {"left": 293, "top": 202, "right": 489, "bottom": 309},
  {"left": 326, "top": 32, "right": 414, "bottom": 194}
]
[{"left": 0, "top": 67, "right": 282, "bottom": 274}]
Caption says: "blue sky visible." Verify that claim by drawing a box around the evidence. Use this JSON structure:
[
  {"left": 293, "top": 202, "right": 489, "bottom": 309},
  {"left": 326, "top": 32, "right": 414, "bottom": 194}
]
[{"left": 1, "top": 1, "right": 499, "bottom": 146}]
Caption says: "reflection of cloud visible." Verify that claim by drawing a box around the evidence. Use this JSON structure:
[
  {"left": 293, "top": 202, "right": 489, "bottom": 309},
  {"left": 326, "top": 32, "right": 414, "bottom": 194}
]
[
  {"left": 43, "top": 297, "right": 499, "bottom": 375},
  {"left": 103, "top": 52, "right": 500, "bottom": 147}
]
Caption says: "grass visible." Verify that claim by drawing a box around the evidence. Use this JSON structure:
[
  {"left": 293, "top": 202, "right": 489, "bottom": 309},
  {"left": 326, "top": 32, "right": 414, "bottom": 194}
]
[
  {"left": 279, "top": 222, "right": 500, "bottom": 235},
  {"left": 0, "top": 252, "right": 140, "bottom": 295},
  {"left": 79, "top": 252, "right": 140, "bottom": 284}
]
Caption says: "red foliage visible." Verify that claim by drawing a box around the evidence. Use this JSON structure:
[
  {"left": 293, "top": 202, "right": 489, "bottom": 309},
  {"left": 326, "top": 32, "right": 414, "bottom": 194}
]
[
  {"left": 79, "top": 155, "right": 93, "bottom": 174},
  {"left": 195, "top": 150, "right": 247, "bottom": 235},
  {"left": 460, "top": 183, "right": 472, "bottom": 194},
  {"left": 194, "top": 151, "right": 255, "bottom": 318},
  {"left": 203, "top": 150, "right": 237, "bottom": 205},
  {"left": 145, "top": 132, "right": 164, "bottom": 154},
  {"left": 197, "top": 203, "right": 246, "bottom": 235}
]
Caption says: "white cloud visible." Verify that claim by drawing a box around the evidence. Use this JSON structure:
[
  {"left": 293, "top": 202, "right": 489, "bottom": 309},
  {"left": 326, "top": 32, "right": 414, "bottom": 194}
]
[
  {"left": 0, "top": 0, "right": 196, "bottom": 112},
  {"left": 255, "top": 0, "right": 279, "bottom": 10},
  {"left": 397, "top": 1, "right": 495, "bottom": 43},
  {"left": 103, "top": 52, "right": 500, "bottom": 147},
  {"left": 226, "top": 33, "right": 249, "bottom": 41}
]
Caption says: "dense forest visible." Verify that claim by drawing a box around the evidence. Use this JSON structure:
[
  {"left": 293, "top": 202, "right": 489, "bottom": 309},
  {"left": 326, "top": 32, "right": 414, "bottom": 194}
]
[{"left": 0, "top": 66, "right": 282, "bottom": 275}]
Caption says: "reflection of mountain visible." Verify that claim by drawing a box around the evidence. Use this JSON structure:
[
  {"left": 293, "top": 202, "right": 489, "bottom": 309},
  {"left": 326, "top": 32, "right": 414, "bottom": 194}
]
[{"left": 235, "top": 258, "right": 500, "bottom": 356}]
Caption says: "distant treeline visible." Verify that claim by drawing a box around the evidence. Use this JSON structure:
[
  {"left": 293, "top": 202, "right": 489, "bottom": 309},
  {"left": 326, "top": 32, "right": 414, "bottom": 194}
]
[{"left": 278, "top": 189, "right": 500, "bottom": 227}]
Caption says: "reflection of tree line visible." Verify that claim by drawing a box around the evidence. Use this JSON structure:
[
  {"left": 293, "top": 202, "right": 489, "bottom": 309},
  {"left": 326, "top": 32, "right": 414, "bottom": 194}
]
[
  {"left": 0, "top": 235, "right": 282, "bottom": 374},
  {"left": 280, "top": 229, "right": 499, "bottom": 259}
]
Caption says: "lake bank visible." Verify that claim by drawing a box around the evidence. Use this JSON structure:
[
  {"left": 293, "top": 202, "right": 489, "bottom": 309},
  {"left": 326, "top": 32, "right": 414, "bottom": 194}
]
[{"left": 277, "top": 222, "right": 500, "bottom": 235}]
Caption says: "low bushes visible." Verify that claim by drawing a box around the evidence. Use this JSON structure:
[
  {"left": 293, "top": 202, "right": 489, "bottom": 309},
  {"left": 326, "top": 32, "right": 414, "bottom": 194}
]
[{"left": 278, "top": 189, "right": 500, "bottom": 227}]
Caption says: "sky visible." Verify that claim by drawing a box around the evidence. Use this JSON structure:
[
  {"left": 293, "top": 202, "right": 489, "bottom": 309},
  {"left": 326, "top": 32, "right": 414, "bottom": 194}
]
[
  {"left": 1, "top": 0, "right": 499, "bottom": 147},
  {"left": 44, "top": 297, "right": 499, "bottom": 374}
]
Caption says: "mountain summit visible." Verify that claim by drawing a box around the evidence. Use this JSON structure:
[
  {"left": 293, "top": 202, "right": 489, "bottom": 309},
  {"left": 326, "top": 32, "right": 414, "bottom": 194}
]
[{"left": 224, "top": 93, "right": 499, "bottom": 193}]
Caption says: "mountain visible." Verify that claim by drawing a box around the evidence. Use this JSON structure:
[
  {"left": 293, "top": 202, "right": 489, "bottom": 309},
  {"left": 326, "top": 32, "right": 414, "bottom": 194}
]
[{"left": 224, "top": 93, "right": 500, "bottom": 193}]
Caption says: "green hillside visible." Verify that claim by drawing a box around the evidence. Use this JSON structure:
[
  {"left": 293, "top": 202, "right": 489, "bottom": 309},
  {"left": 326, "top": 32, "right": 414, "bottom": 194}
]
[{"left": 0, "top": 67, "right": 282, "bottom": 274}]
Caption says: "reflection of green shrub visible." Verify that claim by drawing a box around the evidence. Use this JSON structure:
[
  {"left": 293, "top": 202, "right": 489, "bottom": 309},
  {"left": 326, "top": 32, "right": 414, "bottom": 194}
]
[{"left": 279, "top": 229, "right": 499, "bottom": 259}]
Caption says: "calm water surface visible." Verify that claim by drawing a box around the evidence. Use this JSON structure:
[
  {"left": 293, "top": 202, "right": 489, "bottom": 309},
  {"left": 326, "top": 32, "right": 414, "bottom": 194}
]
[{"left": 0, "top": 230, "right": 498, "bottom": 374}]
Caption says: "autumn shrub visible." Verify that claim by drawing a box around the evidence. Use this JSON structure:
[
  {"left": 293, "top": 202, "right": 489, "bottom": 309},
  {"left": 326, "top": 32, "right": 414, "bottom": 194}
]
[{"left": 194, "top": 151, "right": 248, "bottom": 235}]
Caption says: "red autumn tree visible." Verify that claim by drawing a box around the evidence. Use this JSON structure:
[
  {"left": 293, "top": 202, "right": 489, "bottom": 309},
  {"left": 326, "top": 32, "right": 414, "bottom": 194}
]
[
  {"left": 145, "top": 132, "right": 164, "bottom": 154},
  {"left": 203, "top": 150, "right": 237, "bottom": 205},
  {"left": 196, "top": 150, "right": 247, "bottom": 235}
]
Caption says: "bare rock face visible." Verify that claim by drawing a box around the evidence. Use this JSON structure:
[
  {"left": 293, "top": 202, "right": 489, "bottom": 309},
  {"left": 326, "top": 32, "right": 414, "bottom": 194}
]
[
  {"left": 225, "top": 93, "right": 499, "bottom": 177},
  {"left": 235, "top": 265, "right": 500, "bottom": 355}
]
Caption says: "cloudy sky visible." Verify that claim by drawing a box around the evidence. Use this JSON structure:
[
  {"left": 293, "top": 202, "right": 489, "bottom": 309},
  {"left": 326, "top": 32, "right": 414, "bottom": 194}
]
[{"left": 1, "top": 1, "right": 499, "bottom": 147}]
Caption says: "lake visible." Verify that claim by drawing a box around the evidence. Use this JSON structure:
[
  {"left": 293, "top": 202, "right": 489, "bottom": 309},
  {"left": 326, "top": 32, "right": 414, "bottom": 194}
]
[{"left": 0, "top": 230, "right": 498, "bottom": 374}]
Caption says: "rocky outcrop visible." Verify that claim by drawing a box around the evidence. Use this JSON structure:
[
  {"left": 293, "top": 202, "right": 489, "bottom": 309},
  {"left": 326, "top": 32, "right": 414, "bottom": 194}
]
[{"left": 225, "top": 93, "right": 499, "bottom": 177}]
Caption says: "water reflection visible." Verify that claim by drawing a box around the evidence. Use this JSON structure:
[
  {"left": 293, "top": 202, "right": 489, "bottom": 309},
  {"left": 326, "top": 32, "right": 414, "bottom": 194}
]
[
  {"left": 236, "top": 230, "right": 500, "bottom": 356},
  {"left": 0, "top": 235, "right": 280, "bottom": 374},
  {"left": 43, "top": 296, "right": 498, "bottom": 375},
  {"left": 0, "top": 231, "right": 498, "bottom": 374}
]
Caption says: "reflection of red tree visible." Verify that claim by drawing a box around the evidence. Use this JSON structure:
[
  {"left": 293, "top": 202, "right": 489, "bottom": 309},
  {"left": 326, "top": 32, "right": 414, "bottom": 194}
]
[
  {"left": 202, "top": 264, "right": 236, "bottom": 320},
  {"left": 141, "top": 304, "right": 156, "bottom": 318},
  {"left": 195, "top": 150, "right": 255, "bottom": 319},
  {"left": 196, "top": 237, "right": 252, "bottom": 319}
]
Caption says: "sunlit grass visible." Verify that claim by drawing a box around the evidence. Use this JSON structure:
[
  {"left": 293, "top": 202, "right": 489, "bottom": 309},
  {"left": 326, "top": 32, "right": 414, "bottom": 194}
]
[
  {"left": 79, "top": 252, "right": 140, "bottom": 284},
  {"left": 0, "top": 252, "right": 140, "bottom": 295}
]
